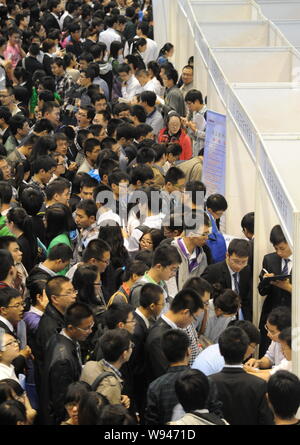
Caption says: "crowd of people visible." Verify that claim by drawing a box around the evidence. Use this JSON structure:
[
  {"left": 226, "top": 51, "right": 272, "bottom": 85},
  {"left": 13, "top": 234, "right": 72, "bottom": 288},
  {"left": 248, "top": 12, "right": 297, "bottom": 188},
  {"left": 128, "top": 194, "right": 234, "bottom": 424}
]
[{"left": 0, "top": 0, "right": 298, "bottom": 427}]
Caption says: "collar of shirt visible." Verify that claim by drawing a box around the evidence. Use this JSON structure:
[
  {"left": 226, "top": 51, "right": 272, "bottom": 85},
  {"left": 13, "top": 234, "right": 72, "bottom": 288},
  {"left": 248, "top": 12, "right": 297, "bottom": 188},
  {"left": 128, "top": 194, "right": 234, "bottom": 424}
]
[
  {"left": 60, "top": 329, "right": 73, "bottom": 342},
  {"left": 227, "top": 263, "right": 239, "bottom": 280},
  {"left": 135, "top": 308, "right": 150, "bottom": 329},
  {"left": 282, "top": 256, "right": 293, "bottom": 271},
  {"left": 178, "top": 238, "right": 197, "bottom": 261},
  {"left": 161, "top": 314, "right": 179, "bottom": 330},
  {"left": 144, "top": 272, "right": 164, "bottom": 288},
  {"left": 38, "top": 263, "right": 57, "bottom": 277},
  {"left": 102, "top": 359, "right": 122, "bottom": 379},
  {"left": 29, "top": 306, "right": 43, "bottom": 317},
  {"left": 0, "top": 316, "right": 14, "bottom": 333}
]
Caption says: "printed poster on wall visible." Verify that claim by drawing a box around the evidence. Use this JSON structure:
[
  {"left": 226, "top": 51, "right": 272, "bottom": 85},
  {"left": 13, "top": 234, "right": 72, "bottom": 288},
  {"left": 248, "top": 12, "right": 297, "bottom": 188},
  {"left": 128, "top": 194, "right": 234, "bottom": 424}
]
[{"left": 202, "top": 110, "right": 226, "bottom": 197}]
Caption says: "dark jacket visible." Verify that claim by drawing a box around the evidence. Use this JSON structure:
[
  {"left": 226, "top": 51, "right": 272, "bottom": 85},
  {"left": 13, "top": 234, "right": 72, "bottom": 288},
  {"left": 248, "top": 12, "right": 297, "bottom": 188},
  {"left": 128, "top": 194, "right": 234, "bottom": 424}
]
[
  {"left": 35, "top": 304, "right": 65, "bottom": 389},
  {"left": 145, "top": 365, "right": 223, "bottom": 425},
  {"left": 40, "top": 333, "right": 82, "bottom": 425},
  {"left": 201, "top": 260, "right": 252, "bottom": 321},
  {"left": 41, "top": 12, "right": 61, "bottom": 32},
  {"left": 210, "top": 367, "right": 273, "bottom": 425},
  {"left": 26, "top": 265, "right": 53, "bottom": 284},
  {"left": 145, "top": 317, "right": 172, "bottom": 382},
  {"left": 23, "top": 56, "right": 44, "bottom": 76}
]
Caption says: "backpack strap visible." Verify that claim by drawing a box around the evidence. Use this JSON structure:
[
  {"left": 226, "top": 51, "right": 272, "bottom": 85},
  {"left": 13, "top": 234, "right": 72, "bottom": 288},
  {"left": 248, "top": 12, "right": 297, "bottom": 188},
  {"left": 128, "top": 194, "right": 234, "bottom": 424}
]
[
  {"left": 90, "top": 371, "right": 117, "bottom": 392},
  {"left": 190, "top": 411, "right": 226, "bottom": 425}
]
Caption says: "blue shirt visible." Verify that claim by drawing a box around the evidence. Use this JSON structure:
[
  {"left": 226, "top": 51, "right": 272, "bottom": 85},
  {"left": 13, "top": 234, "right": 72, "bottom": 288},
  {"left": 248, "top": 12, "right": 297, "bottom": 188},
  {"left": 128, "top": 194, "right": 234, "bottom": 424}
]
[{"left": 192, "top": 344, "right": 225, "bottom": 376}]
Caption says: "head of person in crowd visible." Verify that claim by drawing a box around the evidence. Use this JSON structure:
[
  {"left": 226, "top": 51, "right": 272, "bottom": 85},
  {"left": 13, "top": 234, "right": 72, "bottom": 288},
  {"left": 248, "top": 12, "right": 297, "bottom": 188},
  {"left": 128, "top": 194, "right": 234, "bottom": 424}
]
[
  {"left": 45, "top": 276, "right": 77, "bottom": 315},
  {"left": 219, "top": 326, "right": 250, "bottom": 365},
  {"left": 226, "top": 239, "right": 250, "bottom": 274},
  {"left": 184, "top": 181, "right": 206, "bottom": 210},
  {"left": 162, "top": 213, "right": 184, "bottom": 239},
  {"left": 183, "top": 209, "right": 211, "bottom": 250},
  {"left": 130, "top": 105, "right": 147, "bottom": 126},
  {"left": 265, "top": 306, "right": 291, "bottom": 345},
  {"left": 241, "top": 212, "right": 254, "bottom": 240},
  {"left": 165, "top": 143, "right": 182, "bottom": 165},
  {"left": 93, "top": 110, "right": 111, "bottom": 128},
  {"left": 45, "top": 179, "right": 71, "bottom": 207},
  {"left": 0, "top": 156, "right": 11, "bottom": 181},
  {"left": 31, "top": 156, "right": 57, "bottom": 186},
  {"left": 185, "top": 89, "right": 204, "bottom": 113},
  {"left": 140, "top": 90, "right": 157, "bottom": 114},
  {"left": 0, "top": 247, "right": 17, "bottom": 286},
  {"left": 162, "top": 329, "right": 191, "bottom": 366},
  {"left": 164, "top": 166, "right": 185, "bottom": 195},
  {"left": 98, "top": 223, "right": 127, "bottom": 263},
  {"left": 206, "top": 194, "right": 228, "bottom": 221},
  {"left": 183, "top": 277, "right": 212, "bottom": 310},
  {"left": 147, "top": 244, "right": 182, "bottom": 283},
  {"left": 82, "top": 238, "right": 111, "bottom": 275},
  {"left": 278, "top": 327, "right": 291, "bottom": 362},
  {"left": 45, "top": 203, "right": 74, "bottom": 246},
  {"left": 72, "top": 264, "right": 102, "bottom": 308},
  {"left": 267, "top": 371, "right": 300, "bottom": 425},
  {"left": 175, "top": 369, "right": 210, "bottom": 414},
  {"left": 63, "top": 303, "right": 94, "bottom": 344},
  {"left": 138, "top": 283, "right": 165, "bottom": 320},
  {"left": 115, "top": 123, "right": 136, "bottom": 147},
  {"left": 135, "top": 69, "right": 152, "bottom": 89},
  {"left": 63, "top": 381, "right": 91, "bottom": 426},
  {"left": 139, "top": 228, "right": 165, "bottom": 252},
  {"left": 79, "top": 175, "right": 99, "bottom": 200},
  {"left": 214, "top": 289, "right": 240, "bottom": 319},
  {"left": 41, "top": 244, "right": 73, "bottom": 274},
  {"left": 78, "top": 391, "right": 108, "bottom": 426},
  {"left": 130, "top": 165, "right": 154, "bottom": 190},
  {"left": 90, "top": 94, "right": 108, "bottom": 114},
  {"left": 75, "top": 200, "right": 98, "bottom": 231},
  {"left": 0, "top": 287, "right": 24, "bottom": 327},
  {"left": 109, "top": 40, "right": 124, "bottom": 63},
  {"left": 0, "top": 331, "right": 20, "bottom": 369},
  {"left": 29, "top": 135, "right": 57, "bottom": 163},
  {"left": 100, "top": 328, "right": 133, "bottom": 366},
  {"left": 228, "top": 320, "right": 261, "bottom": 361},
  {"left": 113, "top": 103, "right": 131, "bottom": 119},
  {"left": 19, "top": 187, "right": 45, "bottom": 217},
  {"left": 104, "top": 303, "right": 136, "bottom": 334},
  {"left": 166, "top": 288, "right": 204, "bottom": 329},
  {"left": 269, "top": 225, "right": 292, "bottom": 260},
  {"left": 108, "top": 170, "right": 130, "bottom": 200},
  {"left": 158, "top": 43, "right": 174, "bottom": 62},
  {"left": 117, "top": 63, "right": 135, "bottom": 85},
  {"left": 8, "top": 115, "right": 30, "bottom": 142},
  {"left": 0, "top": 400, "right": 27, "bottom": 425},
  {"left": 181, "top": 65, "right": 193, "bottom": 86},
  {"left": 161, "top": 67, "right": 178, "bottom": 90},
  {"left": 0, "top": 181, "right": 12, "bottom": 213},
  {"left": 100, "top": 404, "right": 136, "bottom": 426},
  {"left": 76, "top": 105, "right": 95, "bottom": 129},
  {"left": 26, "top": 278, "right": 48, "bottom": 314},
  {"left": 0, "top": 236, "right": 22, "bottom": 266},
  {"left": 42, "top": 102, "right": 61, "bottom": 128}
]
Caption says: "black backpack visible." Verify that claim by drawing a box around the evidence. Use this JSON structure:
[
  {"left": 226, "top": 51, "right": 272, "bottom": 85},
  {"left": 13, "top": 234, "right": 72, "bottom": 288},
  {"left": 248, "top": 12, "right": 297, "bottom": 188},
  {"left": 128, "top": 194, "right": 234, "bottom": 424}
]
[{"left": 90, "top": 371, "right": 117, "bottom": 391}]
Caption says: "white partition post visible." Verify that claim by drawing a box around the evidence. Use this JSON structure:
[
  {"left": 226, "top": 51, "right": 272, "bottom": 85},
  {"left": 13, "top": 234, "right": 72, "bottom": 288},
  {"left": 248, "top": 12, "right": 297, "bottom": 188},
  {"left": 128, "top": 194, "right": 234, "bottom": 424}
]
[
  {"left": 258, "top": 1, "right": 300, "bottom": 20},
  {"left": 274, "top": 20, "right": 300, "bottom": 49},
  {"left": 192, "top": 1, "right": 262, "bottom": 22}
]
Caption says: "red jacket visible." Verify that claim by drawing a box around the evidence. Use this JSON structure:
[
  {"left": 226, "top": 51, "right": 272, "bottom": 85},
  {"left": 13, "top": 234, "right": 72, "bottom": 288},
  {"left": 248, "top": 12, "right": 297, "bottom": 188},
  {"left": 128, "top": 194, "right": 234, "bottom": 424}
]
[{"left": 158, "top": 128, "right": 192, "bottom": 160}]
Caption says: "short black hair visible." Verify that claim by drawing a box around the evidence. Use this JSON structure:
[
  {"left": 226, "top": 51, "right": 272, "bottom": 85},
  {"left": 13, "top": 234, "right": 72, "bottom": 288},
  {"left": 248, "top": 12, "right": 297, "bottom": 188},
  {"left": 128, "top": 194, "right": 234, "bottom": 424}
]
[
  {"left": 64, "top": 303, "right": 93, "bottom": 329},
  {"left": 171, "top": 288, "right": 203, "bottom": 314},
  {"left": 166, "top": 143, "right": 182, "bottom": 157},
  {"left": 278, "top": 327, "right": 291, "bottom": 348},
  {"left": 82, "top": 239, "right": 111, "bottom": 262},
  {"left": 130, "top": 105, "right": 147, "bottom": 123},
  {"left": 47, "top": 244, "right": 73, "bottom": 262},
  {"left": 206, "top": 194, "right": 228, "bottom": 212},
  {"left": 185, "top": 89, "right": 203, "bottom": 104},
  {"left": 100, "top": 328, "right": 131, "bottom": 362},
  {"left": 165, "top": 166, "right": 185, "bottom": 185},
  {"left": 136, "top": 147, "right": 155, "bottom": 164},
  {"left": 185, "top": 181, "right": 206, "bottom": 206},
  {"left": 139, "top": 283, "right": 163, "bottom": 308},
  {"left": 183, "top": 277, "right": 212, "bottom": 298},
  {"left": 214, "top": 290, "right": 240, "bottom": 315},
  {"left": 227, "top": 239, "right": 250, "bottom": 258},
  {"left": 0, "top": 286, "right": 20, "bottom": 307},
  {"left": 104, "top": 303, "right": 134, "bottom": 329},
  {"left": 219, "top": 327, "right": 249, "bottom": 365},
  {"left": 140, "top": 91, "right": 156, "bottom": 107},
  {"left": 228, "top": 320, "right": 261, "bottom": 345},
  {"left": 19, "top": 187, "right": 44, "bottom": 216},
  {"left": 164, "top": 68, "right": 178, "bottom": 84},
  {"left": 161, "top": 329, "right": 190, "bottom": 363},
  {"left": 0, "top": 251, "right": 15, "bottom": 282},
  {"left": 268, "top": 371, "right": 300, "bottom": 420},
  {"left": 152, "top": 245, "right": 181, "bottom": 268},
  {"left": 241, "top": 212, "right": 254, "bottom": 235},
  {"left": 32, "top": 155, "right": 57, "bottom": 174},
  {"left": 267, "top": 306, "right": 291, "bottom": 332},
  {"left": 0, "top": 181, "right": 12, "bottom": 204},
  {"left": 76, "top": 199, "right": 98, "bottom": 218},
  {"left": 270, "top": 225, "right": 287, "bottom": 246},
  {"left": 45, "top": 179, "right": 70, "bottom": 201},
  {"left": 45, "top": 276, "right": 71, "bottom": 302},
  {"left": 175, "top": 369, "right": 209, "bottom": 412},
  {"left": 130, "top": 165, "right": 154, "bottom": 185},
  {"left": 0, "top": 400, "right": 27, "bottom": 425}
]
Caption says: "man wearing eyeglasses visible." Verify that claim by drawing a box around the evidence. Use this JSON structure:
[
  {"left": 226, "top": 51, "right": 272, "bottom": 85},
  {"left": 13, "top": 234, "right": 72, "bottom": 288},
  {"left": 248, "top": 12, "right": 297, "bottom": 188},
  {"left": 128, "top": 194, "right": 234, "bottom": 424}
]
[
  {"left": 202, "top": 239, "right": 252, "bottom": 321},
  {"left": 40, "top": 303, "right": 94, "bottom": 425},
  {"left": 0, "top": 331, "right": 21, "bottom": 382},
  {"left": 0, "top": 287, "right": 32, "bottom": 376}
]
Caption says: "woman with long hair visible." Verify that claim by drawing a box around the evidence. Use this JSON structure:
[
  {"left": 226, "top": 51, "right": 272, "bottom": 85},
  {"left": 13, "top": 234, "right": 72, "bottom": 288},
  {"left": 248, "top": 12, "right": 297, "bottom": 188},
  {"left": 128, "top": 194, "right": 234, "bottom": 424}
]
[
  {"left": 29, "top": 135, "right": 57, "bottom": 165},
  {"left": 98, "top": 222, "right": 130, "bottom": 297},
  {"left": 157, "top": 42, "right": 174, "bottom": 66},
  {"left": 6, "top": 207, "right": 38, "bottom": 273},
  {"left": 147, "top": 60, "right": 165, "bottom": 97}
]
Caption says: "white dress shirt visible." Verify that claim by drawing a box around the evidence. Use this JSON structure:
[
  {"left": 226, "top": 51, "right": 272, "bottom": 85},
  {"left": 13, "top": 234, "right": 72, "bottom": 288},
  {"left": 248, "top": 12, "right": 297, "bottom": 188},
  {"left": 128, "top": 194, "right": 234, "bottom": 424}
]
[
  {"left": 121, "top": 75, "right": 142, "bottom": 102},
  {"left": 135, "top": 308, "right": 150, "bottom": 329},
  {"left": 99, "top": 28, "right": 121, "bottom": 53}
]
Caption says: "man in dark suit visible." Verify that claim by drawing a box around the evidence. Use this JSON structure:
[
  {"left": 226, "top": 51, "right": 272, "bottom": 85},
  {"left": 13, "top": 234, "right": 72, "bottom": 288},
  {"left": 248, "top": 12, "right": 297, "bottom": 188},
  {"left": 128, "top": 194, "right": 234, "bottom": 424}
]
[
  {"left": 41, "top": 0, "right": 62, "bottom": 33},
  {"left": 241, "top": 212, "right": 254, "bottom": 273},
  {"left": 258, "top": 225, "right": 292, "bottom": 357},
  {"left": 40, "top": 303, "right": 94, "bottom": 425},
  {"left": 201, "top": 238, "right": 252, "bottom": 321},
  {"left": 131, "top": 283, "right": 165, "bottom": 418},
  {"left": 145, "top": 288, "right": 203, "bottom": 382},
  {"left": 35, "top": 276, "right": 77, "bottom": 390},
  {"left": 210, "top": 326, "right": 273, "bottom": 425}
]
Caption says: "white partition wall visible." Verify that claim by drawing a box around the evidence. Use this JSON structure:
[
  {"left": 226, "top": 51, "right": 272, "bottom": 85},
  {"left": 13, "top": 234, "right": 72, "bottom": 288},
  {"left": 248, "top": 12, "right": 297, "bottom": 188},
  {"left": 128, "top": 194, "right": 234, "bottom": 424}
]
[
  {"left": 192, "top": 0, "right": 262, "bottom": 22},
  {"left": 199, "top": 21, "right": 291, "bottom": 47},
  {"left": 274, "top": 20, "right": 300, "bottom": 50},
  {"left": 258, "top": 0, "right": 300, "bottom": 20}
]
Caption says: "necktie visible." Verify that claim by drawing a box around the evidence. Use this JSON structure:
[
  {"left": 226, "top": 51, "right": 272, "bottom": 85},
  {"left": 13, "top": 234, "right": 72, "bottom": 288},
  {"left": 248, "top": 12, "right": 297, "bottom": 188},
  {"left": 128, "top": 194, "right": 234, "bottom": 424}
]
[
  {"left": 282, "top": 259, "right": 290, "bottom": 276},
  {"left": 233, "top": 273, "right": 244, "bottom": 320},
  {"left": 75, "top": 342, "right": 83, "bottom": 368}
]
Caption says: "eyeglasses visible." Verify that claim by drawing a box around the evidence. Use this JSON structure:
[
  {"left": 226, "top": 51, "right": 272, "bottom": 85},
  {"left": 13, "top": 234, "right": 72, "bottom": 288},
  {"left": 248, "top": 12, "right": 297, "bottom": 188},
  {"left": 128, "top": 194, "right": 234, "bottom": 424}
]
[
  {"left": 7, "top": 302, "right": 26, "bottom": 309},
  {"left": 59, "top": 290, "right": 78, "bottom": 297},
  {"left": 264, "top": 324, "right": 279, "bottom": 336},
  {"left": 125, "top": 319, "right": 136, "bottom": 325},
  {"left": 75, "top": 322, "right": 95, "bottom": 332},
  {"left": 230, "top": 259, "right": 248, "bottom": 266},
  {"left": 2, "top": 339, "right": 20, "bottom": 348}
]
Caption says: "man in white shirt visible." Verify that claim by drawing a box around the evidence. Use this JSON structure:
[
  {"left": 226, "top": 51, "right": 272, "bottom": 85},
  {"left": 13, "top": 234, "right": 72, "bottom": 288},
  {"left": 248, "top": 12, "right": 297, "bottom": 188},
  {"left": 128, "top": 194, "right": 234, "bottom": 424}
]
[
  {"left": 118, "top": 63, "right": 141, "bottom": 103},
  {"left": 183, "top": 89, "right": 207, "bottom": 156},
  {"left": 135, "top": 22, "right": 158, "bottom": 66},
  {"left": 99, "top": 16, "right": 121, "bottom": 53}
]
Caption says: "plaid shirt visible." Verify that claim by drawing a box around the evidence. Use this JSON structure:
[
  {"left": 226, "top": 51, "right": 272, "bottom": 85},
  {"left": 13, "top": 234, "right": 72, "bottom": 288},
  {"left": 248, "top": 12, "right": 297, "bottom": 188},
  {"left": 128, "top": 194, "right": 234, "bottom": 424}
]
[
  {"left": 55, "top": 73, "right": 74, "bottom": 100},
  {"left": 183, "top": 323, "right": 203, "bottom": 365},
  {"left": 74, "top": 223, "right": 99, "bottom": 263}
]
